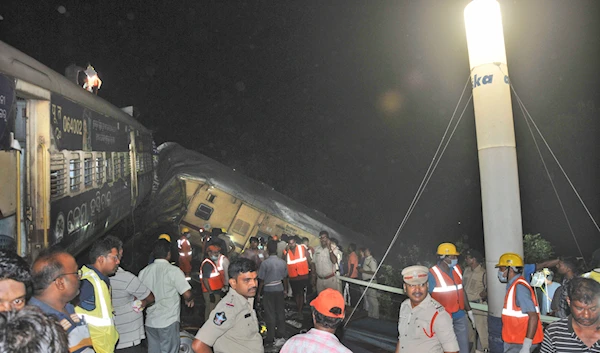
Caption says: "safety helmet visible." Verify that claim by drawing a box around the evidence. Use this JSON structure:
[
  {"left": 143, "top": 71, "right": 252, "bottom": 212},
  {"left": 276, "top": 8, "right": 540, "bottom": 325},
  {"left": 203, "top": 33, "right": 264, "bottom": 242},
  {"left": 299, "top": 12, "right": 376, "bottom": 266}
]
[
  {"left": 158, "top": 233, "right": 171, "bottom": 242},
  {"left": 495, "top": 253, "right": 524, "bottom": 267},
  {"left": 437, "top": 243, "right": 460, "bottom": 256},
  {"left": 181, "top": 227, "right": 190, "bottom": 234}
]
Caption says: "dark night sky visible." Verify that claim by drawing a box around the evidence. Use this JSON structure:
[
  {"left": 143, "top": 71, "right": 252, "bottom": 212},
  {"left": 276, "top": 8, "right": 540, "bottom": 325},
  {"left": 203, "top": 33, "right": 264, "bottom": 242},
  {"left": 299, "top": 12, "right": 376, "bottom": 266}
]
[{"left": 2, "top": 0, "right": 599, "bottom": 260}]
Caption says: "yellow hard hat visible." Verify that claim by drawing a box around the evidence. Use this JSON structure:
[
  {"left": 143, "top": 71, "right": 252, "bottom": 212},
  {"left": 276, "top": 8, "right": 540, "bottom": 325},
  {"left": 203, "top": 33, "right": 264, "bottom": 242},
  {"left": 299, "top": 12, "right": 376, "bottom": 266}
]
[
  {"left": 158, "top": 233, "right": 171, "bottom": 242},
  {"left": 437, "top": 243, "right": 460, "bottom": 256},
  {"left": 495, "top": 253, "right": 524, "bottom": 267},
  {"left": 181, "top": 227, "right": 190, "bottom": 234}
]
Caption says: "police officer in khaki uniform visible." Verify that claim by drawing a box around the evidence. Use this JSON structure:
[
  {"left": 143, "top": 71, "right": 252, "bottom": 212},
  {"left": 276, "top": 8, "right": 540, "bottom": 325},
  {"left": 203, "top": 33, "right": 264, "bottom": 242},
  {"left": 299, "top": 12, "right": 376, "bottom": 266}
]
[
  {"left": 192, "top": 258, "right": 264, "bottom": 353},
  {"left": 397, "top": 265, "right": 459, "bottom": 353}
]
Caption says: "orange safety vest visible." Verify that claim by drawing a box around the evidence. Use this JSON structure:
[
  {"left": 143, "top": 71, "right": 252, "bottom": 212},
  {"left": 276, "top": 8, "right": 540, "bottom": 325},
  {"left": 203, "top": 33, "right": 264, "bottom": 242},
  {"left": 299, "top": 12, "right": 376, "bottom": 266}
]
[
  {"left": 429, "top": 265, "right": 465, "bottom": 314},
  {"left": 199, "top": 258, "right": 225, "bottom": 292},
  {"left": 178, "top": 237, "right": 192, "bottom": 257},
  {"left": 286, "top": 245, "right": 310, "bottom": 278},
  {"left": 501, "top": 277, "right": 544, "bottom": 344}
]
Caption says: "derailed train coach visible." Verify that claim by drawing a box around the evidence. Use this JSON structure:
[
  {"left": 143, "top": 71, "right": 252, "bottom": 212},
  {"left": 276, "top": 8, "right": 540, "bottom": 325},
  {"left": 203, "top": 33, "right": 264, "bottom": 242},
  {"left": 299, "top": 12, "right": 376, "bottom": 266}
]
[
  {"left": 0, "top": 41, "right": 153, "bottom": 259},
  {"left": 148, "top": 142, "right": 372, "bottom": 252}
]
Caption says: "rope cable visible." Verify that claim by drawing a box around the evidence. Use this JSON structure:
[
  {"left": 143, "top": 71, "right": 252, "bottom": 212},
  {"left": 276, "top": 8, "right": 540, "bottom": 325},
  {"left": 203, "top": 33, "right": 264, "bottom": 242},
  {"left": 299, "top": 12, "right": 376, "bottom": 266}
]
[
  {"left": 510, "top": 84, "right": 600, "bottom": 265},
  {"left": 344, "top": 74, "right": 473, "bottom": 325}
]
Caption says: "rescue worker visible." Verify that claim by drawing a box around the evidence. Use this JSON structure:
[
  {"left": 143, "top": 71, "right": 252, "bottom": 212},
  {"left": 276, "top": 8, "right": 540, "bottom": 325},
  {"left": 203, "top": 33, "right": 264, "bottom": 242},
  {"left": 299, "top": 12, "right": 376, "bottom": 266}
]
[
  {"left": 285, "top": 235, "right": 312, "bottom": 321},
  {"left": 397, "top": 265, "right": 459, "bottom": 353},
  {"left": 191, "top": 258, "right": 264, "bottom": 353},
  {"left": 200, "top": 244, "right": 226, "bottom": 322},
  {"left": 495, "top": 253, "right": 543, "bottom": 353},
  {"left": 76, "top": 235, "right": 122, "bottom": 353},
  {"left": 427, "top": 243, "right": 474, "bottom": 353},
  {"left": 178, "top": 227, "right": 193, "bottom": 279}
]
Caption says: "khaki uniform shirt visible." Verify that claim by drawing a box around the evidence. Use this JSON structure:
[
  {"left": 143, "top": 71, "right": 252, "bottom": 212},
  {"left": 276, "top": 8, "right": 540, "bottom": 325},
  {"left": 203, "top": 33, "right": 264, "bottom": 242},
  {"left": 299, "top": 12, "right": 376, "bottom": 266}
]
[
  {"left": 313, "top": 245, "right": 342, "bottom": 278},
  {"left": 195, "top": 288, "right": 264, "bottom": 353},
  {"left": 463, "top": 264, "right": 486, "bottom": 302},
  {"left": 361, "top": 255, "right": 378, "bottom": 281},
  {"left": 398, "top": 294, "right": 459, "bottom": 353}
]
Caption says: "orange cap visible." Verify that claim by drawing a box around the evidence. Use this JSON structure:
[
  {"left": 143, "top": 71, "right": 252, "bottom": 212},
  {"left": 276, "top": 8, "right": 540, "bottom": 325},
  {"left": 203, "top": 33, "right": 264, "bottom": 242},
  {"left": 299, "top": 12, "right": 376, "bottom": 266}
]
[
  {"left": 310, "top": 288, "right": 344, "bottom": 318},
  {"left": 207, "top": 244, "right": 221, "bottom": 252}
]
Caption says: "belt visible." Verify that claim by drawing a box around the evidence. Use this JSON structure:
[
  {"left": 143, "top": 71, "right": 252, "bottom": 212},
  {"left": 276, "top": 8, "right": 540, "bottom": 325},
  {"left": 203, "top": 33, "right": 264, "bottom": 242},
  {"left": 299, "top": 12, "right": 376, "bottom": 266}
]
[
  {"left": 318, "top": 273, "right": 336, "bottom": 280},
  {"left": 265, "top": 281, "right": 282, "bottom": 287}
]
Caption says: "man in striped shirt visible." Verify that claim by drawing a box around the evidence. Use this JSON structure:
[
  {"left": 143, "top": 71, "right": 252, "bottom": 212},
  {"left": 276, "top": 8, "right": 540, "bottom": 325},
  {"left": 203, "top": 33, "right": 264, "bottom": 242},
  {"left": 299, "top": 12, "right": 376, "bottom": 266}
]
[
  {"left": 540, "top": 277, "right": 600, "bottom": 353},
  {"left": 280, "top": 288, "right": 352, "bottom": 353}
]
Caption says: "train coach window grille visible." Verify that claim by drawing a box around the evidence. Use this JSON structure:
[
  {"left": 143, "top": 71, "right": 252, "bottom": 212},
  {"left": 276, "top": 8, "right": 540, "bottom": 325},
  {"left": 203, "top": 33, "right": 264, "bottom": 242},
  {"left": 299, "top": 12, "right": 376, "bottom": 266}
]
[
  {"left": 195, "top": 203, "right": 213, "bottom": 220},
  {"left": 123, "top": 155, "right": 130, "bottom": 178},
  {"left": 84, "top": 157, "right": 94, "bottom": 187},
  {"left": 114, "top": 154, "right": 122, "bottom": 179},
  {"left": 69, "top": 157, "right": 81, "bottom": 192},
  {"left": 50, "top": 154, "right": 66, "bottom": 199},
  {"left": 96, "top": 156, "right": 104, "bottom": 185},
  {"left": 106, "top": 153, "right": 113, "bottom": 182},
  {"left": 232, "top": 219, "right": 251, "bottom": 236}
]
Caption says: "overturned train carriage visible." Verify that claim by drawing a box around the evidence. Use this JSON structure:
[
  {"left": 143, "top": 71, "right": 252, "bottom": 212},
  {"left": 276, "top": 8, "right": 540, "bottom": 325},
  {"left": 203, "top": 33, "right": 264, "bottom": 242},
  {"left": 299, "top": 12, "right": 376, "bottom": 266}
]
[
  {"left": 0, "top": 40, "right": 153, "bottom": 259},
  {"left": 148, "top": 142, "right": 371, "bottom": 252}
]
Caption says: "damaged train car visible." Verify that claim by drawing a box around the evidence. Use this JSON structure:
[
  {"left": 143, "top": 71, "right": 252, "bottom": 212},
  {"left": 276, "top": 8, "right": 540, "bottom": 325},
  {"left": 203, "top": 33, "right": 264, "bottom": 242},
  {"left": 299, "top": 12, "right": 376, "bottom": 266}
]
[{"left": 147, "top": 142, "right": 371, "bottom": 252}]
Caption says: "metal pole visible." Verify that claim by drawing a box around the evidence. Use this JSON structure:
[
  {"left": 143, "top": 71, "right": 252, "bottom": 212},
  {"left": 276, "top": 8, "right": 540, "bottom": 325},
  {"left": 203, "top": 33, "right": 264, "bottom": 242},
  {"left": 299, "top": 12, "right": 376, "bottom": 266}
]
[{"left": 464, "top": 1, "right": 524, "bottom": 352}]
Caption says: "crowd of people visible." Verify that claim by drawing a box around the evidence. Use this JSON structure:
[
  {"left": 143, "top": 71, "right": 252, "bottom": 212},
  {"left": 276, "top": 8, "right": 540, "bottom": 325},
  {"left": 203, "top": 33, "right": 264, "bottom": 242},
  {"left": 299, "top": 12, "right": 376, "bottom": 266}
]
[
  {"left": 0, "top": 231, "right": 599, "bottom": 353},
  {"left": 395, "top": 243, "right": 600, "bottom": 353}
]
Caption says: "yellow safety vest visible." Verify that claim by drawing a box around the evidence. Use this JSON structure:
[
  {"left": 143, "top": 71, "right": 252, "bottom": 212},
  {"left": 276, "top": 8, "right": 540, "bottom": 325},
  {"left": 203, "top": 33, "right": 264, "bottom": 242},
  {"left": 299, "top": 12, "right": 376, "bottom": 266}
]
[{"left": 75, "top": 265, "right": 119, "bottom": 353}]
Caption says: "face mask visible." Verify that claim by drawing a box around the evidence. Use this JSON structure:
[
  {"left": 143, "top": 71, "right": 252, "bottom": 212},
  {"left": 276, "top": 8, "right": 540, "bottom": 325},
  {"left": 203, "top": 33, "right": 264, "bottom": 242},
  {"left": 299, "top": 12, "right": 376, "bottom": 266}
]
[
  {"left": 448, "top": 259, "right": 458, "bottom": 268},
  {"left": 497, "top": 269, "right": 508, "bottom": 283},
  {"left": 210, "top": 255, "right": 219, "bottom": 261}
]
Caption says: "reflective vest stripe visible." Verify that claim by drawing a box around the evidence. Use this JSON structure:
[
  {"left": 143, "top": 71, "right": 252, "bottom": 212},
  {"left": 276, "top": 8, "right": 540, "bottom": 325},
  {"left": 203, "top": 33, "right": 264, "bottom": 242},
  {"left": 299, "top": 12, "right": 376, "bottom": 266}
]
[
  {"left": 431, "top": 266, "right": 464, "bottom": 292},
  {"left": 286, "top": 245, "right": 306, "bottom": 264},
  {"left": 79, "top": 268, "right": 112, "bottom": 326},
  {"left": 178, "top": 239, "right": 192, "bottom": 256},
  {"left": 217, "top": 255, "right": 224, "bottom": 271},
  {"left": 501, "top": 277, "right": 544, "bottom": 344},
  {"left": 199, "top": 259, "right": 225, "bottom": 292},
  {"left": 286, "top": 245, "right": 309, "bottom": 278}
]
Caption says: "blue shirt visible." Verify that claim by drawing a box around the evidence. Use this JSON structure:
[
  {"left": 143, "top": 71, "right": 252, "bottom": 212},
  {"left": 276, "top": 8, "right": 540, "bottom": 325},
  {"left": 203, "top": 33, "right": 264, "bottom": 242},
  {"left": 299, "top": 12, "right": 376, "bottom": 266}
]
[
  {"left": 79, "top": 265, "right": 111, "bottom": 311},
  {"left": 29, "top": 297, "right": 95, "bottom": 353},
  {"left": 506, "top": 275, "right": 536, "bottom": 313},
  {"left": 427, "top": 264, "right": 466, "bottom": 319},
  {"left": 523, "top": 263, "right": 536, "bottom": 283}
]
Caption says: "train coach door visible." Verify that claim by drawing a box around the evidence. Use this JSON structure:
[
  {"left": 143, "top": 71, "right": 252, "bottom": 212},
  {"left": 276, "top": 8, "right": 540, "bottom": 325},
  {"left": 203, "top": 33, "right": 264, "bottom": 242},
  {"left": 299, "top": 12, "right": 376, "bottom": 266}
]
[
  {"left": 0, "top": 99, "right": 28, "bottom": 256},
  {"left": 129, "top": 130, "right": 138, "bottom": 207},
  {"left": 228, "top": 204, "right": 264, "bottom": 252}
]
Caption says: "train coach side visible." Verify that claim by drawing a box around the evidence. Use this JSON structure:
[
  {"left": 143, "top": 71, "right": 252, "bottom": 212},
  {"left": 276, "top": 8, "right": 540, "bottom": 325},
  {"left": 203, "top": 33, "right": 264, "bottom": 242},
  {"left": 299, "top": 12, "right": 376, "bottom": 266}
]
[{"left": 0, "top": 40, "right": 153, "bottom": 259}]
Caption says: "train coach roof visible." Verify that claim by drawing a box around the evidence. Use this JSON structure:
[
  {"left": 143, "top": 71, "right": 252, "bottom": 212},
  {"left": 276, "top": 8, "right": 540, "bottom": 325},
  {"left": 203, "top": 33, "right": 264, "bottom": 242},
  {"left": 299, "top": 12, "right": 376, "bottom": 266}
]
[
  {"left": 154, "top": 142, "right": 371, "bottom": 247},
  {"left": 0, "top": 40, "right": 149, "bottom": 133}
]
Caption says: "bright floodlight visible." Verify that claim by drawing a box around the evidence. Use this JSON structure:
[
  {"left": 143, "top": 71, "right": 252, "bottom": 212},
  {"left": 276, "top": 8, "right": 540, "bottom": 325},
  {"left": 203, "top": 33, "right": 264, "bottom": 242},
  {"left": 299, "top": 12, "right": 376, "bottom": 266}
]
[{"left": 464, "top": 0, "right": 507, "bottom": 70}]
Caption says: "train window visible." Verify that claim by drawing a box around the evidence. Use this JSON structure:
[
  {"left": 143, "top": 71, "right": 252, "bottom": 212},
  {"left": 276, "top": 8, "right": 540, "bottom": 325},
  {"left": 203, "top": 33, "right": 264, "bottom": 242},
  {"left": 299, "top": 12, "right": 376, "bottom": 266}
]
[
  {"left": 50, "top": 154, "right": 66, "bottom": 199},
  {"left": 195, "top": 203, "right": 213, "bottom": 220},
  {"left": 136, "top": 154, "right": 142, "bottom": 172},
  {"left": 206, "top": 194, "right": 216, "bottom": 203},
  {"left": 96, "top": 156, "right": 104, "bottom": 185},
  {"left": 84, "top": 157, "right": 94, "bottom": 187},
  {"left": 232, "top": 219, "right": 251, "bottom": 235},
  {"left": 123, "top": 154, "right": 130, "bottom": 178},
  {"left": 69, "top": 156, "right": 81, "bottom": 192},
  {"left": 106, "top": 153, "right": 113, "bottom": 182},
  {"left": 114, "top": 154, "right": 122, "bottom": 179}
]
